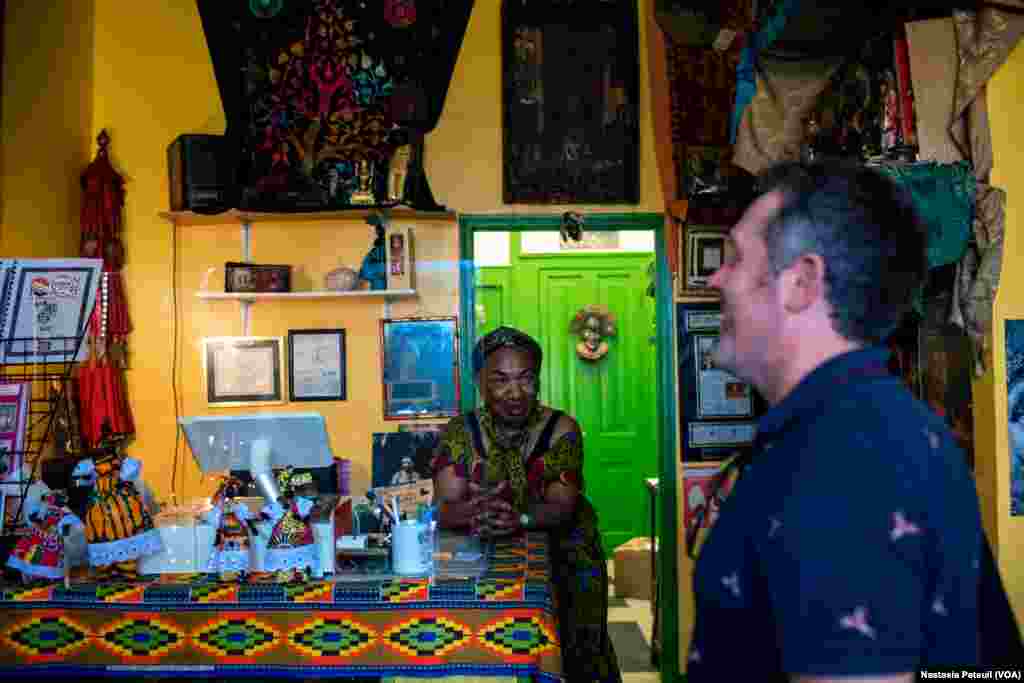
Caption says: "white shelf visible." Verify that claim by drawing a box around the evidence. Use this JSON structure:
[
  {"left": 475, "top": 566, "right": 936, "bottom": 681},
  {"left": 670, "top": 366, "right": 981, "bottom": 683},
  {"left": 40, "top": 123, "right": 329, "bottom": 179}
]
[{"left": 197, "top": 289, "right": 416, "bottom": 301}]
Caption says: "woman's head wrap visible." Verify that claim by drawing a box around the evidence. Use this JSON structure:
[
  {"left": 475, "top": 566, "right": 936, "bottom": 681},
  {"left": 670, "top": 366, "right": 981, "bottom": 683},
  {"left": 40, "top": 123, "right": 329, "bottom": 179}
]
[{"left": 472, "top": 326, "right": 543, "bottom": 374}]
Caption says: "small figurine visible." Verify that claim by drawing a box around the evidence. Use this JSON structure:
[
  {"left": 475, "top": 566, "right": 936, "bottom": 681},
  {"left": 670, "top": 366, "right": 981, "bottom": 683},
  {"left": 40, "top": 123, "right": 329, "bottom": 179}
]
[
  {"left": 570, "top": 305, "right": 617, "bottom": 362},
  {"left": 387, "top": 144, "right": 412, "bottom": 203},
  {"left": 6, "top": 491, "right": 83, "bottom": 586},
  {"left": 349, "top": 159, "right": 376, "bottom": 205},
  {"left": 203, "top": 476, "right": 255, "bottom": 578},
  {"left": 73, "top": 436, "right": 163, "bottom": 580},
  {"left": 358, "top": 214, "right": 388, "bottom": 290},
  {"left": 260, "top": 467, "right": 316, "bottom": 581}
]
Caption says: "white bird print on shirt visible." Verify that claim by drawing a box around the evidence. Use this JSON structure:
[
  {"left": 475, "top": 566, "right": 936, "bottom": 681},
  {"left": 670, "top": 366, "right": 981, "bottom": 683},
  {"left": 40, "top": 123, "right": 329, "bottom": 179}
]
[
  {"left": 839, "top": 606, "right": 876, "bottom": 639},
  {"left": 768, "top": 517, "right": 782, "bottom": 538},
  {"left": 932, "top": 597, "right": 948, "bottom": 616},
  {"left": 688, "top": 647, "right": 701, "bottom": 663},
  {"left": 721, "top": 572, "right": 741, "bottom": 598},
  {"left": 891, "top": 511, "right": 921, "bottom": 541}
]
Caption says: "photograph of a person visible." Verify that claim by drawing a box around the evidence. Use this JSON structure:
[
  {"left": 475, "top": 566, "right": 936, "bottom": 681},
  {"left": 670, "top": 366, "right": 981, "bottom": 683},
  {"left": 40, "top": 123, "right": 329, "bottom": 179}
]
[{"left": 371, "top": 430, "right": 439, "bottom": 489}]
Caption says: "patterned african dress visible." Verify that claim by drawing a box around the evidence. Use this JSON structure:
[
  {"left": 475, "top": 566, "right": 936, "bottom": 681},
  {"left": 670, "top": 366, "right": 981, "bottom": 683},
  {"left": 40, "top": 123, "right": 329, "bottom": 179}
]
[
  {"left": 75, "top": 452, "right": 163, "bottom": 567},
  {"left": 6, "top": 498, "right": 83, "bottom": 580},
  {"left": 433, "top": 406, "right": 622, "bottom": 683},
  {"left": 262, "top": 496, "right": 315, "bottom": 572},
  {"left": 204, "top": 499, "right": 253, "bottom": 574}
]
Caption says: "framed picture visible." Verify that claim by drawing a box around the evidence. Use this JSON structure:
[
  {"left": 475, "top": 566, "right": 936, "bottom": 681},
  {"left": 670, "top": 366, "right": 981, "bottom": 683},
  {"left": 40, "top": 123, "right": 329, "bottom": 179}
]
[
  {"left": 676, "top": 301, "right": 764, "bottom": 463},
  {"left": 680, "top": 223, "right": 732, "bottom": 297},
  {"left": 502, "top": 0, "right": 639, "bottom": 204},
  {"left": 202, "top": 336, "right": 285, "bottom": 407},
  {"left": 380, "top": 317, "right": 460, "bottom": 420},
  {"left": 224, "top": 262, "right": 291, "bottom": 293},
  {"left": 287, "top": 329, "right": 346, "bottom": 402}
]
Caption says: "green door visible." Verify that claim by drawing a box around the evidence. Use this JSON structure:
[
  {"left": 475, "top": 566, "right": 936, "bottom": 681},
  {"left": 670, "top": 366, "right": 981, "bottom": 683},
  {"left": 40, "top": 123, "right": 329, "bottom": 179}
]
[{"left": 476, "top": 253, "right": 657, "bottom": 552}]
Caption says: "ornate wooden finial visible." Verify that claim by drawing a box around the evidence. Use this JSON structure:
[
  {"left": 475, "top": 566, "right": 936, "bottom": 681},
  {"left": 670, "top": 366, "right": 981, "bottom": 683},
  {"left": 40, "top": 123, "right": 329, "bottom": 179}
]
[{"left": 97, "top": 129, "right": 110, "bottom": 155}]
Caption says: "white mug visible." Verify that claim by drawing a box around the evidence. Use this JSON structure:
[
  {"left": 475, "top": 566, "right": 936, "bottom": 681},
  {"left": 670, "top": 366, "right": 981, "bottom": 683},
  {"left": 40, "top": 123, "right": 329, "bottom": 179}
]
[{"left": 392, "top": 520, "right": 427, "bottom": 575}]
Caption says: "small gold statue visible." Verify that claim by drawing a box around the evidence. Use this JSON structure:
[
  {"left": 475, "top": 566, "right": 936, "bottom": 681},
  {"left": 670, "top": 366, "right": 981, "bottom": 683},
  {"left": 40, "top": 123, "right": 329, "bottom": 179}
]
[
  {"left": 387, "top": 144, "right": 412, "bottom": 203},
  {"left": 349, "top": 159, "right": 376, "bottom": 205}
]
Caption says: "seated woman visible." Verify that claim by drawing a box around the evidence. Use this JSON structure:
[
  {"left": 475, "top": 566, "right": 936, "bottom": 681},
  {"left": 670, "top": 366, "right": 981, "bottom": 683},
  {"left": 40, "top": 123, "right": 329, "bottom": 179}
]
[{"left": 432, "top": 326, "right": 621, "bottom": 683}]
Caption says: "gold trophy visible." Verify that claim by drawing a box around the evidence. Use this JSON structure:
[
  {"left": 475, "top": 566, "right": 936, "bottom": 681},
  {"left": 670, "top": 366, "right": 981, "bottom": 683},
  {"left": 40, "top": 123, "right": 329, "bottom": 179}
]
[{"left": 349, "top": 159, "right": 376, "bottom": 206}]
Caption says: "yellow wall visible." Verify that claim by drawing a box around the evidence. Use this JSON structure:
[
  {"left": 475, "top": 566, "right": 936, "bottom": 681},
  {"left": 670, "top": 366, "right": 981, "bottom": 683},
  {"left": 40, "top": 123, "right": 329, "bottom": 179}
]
[
  {"left": 72, "top": 0, "right": 664, "bottom": 506},
  {"left": 0, "top": 0, "right": 94, "bottom": 258},
  {"left": 980, "top": 38, "right": 1024, "bottom": 622}
]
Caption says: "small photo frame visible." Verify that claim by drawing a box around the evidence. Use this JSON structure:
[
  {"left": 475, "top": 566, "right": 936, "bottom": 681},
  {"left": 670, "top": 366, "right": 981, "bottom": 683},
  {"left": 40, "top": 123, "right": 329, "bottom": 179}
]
[
  {"left": 380, "top": 317, "right": 460, "bottom": 420},
  {"left": 224, "top": 262, "right": 292, "bottom": 293},
  {"left": 287, "top": 329, "right": 346, "bottom": 402},
  {"left": 682, "top": 224, "right": 732, "bottom": 296},
  {"left": 202, "top": 336, "right": 285, "bottom": 407}
]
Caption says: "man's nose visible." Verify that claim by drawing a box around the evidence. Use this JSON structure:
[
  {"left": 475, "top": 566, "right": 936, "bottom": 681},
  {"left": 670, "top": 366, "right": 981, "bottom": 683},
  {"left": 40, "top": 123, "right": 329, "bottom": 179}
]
[{"left": 708, "top": 265, "right": 724, "bottom": 290}]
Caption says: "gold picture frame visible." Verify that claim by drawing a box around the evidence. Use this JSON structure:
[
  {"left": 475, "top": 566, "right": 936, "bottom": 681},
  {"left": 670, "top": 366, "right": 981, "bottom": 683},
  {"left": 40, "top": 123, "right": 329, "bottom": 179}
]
[
  {"left": 202, "top": 336, "right": 286, "bottom": 407},
  {"left": 679, "top": 222, "right": 731, "bottom": 299}
]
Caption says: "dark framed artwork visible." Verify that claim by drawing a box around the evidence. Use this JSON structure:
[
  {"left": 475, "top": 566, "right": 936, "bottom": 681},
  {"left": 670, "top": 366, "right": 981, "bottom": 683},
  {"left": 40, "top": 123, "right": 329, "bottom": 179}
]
[
  {"left": 287, "top": 329, "right": 346, "bottom": 402},
  {"left": 502, "top": 0, "right": 640, "bottom": 204},
  {"left": 680, "top": 223, "right": 732, "bottom": 297},
  {"left": 380, "top": 317, "right": 460, "bottom": 420},
  {"left": 202, "top": 336, "right": 285, "bottom": 407},
  {"left": 676, "top": 301, "right": 764, "bottom": 463}
]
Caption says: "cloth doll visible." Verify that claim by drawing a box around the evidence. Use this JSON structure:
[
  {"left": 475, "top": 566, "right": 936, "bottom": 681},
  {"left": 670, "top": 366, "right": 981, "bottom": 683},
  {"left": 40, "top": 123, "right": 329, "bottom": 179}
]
[
  {"left": 6, "top": 491, "right": 83, "bottom": 585},
  {"left": 203, "top": 476, "right": 255, "bottom": 577},
  {"left": 73, "top": 442, "right": 162, "bottom": 579},
  {"left": 260, "top": 467, "right": 315, "bottom": 579}
]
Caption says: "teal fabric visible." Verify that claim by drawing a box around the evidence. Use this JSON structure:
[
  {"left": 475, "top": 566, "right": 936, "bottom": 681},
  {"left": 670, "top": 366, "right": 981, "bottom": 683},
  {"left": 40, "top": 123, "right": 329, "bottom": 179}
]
[{"left": 876, "top": 160, "right": 975, "bottom": 270}]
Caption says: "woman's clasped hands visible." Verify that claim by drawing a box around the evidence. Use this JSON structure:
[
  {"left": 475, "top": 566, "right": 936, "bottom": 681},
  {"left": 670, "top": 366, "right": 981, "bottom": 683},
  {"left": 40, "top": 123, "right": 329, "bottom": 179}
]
[{"left": 467, "top": 481, "right": 521, "bottom": 537}]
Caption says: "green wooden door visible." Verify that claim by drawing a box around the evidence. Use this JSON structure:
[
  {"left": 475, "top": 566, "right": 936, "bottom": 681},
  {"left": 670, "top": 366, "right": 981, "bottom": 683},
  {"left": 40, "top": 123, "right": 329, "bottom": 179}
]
[{"left": 476, "top": 254, "right": 657, "bottom": 552}]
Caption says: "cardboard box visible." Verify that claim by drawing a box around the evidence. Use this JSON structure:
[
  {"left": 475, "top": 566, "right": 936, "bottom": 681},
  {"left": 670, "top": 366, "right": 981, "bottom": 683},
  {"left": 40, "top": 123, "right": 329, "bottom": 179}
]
[
  {"left": 613, "top": 536, "right": 657, "bottom": 600},
  {"left": 385, "top": 225, "right": 415, "bottom": 290}
]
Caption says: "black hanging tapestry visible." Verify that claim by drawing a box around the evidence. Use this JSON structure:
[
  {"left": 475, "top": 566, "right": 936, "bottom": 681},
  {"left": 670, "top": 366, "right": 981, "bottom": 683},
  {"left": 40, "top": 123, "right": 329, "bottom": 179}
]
[
  {"left": 501, "top": 0, "right": 640, "bottom": 204},
  {"left": 195, "top": 0, "right": 474, "bottom": 212}
]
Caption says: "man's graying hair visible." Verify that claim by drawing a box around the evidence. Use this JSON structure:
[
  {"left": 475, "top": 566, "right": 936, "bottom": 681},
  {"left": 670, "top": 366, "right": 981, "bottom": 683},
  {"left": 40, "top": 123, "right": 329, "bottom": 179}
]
[{"left": 756, "top": 160, "right": 928, "bottom": 345}]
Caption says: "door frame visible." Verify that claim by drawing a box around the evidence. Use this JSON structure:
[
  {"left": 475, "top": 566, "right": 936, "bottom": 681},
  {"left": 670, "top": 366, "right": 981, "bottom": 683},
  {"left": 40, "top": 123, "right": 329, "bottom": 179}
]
[{"left": 458, "top": 212, "right": 681, "bottom": 681}]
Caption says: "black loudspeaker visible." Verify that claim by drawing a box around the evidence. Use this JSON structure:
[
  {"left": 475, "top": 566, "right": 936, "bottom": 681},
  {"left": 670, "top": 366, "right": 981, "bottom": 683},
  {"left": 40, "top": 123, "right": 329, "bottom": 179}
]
[{"left": 168, "top": 134, "right": 228, "bottom": 213}]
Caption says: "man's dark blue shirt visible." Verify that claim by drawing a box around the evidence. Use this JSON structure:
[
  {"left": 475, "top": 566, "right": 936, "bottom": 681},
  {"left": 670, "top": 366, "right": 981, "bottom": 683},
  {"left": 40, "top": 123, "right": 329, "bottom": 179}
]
[{"left": 687, "top": 347, "right": 982, "bottom": 680}]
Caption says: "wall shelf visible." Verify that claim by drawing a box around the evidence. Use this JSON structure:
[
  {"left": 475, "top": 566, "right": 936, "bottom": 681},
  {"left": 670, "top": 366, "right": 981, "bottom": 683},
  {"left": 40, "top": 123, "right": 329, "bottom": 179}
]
[
  {"left": 197, "top": 289, "right": 416, "bottom": 301},
  {"left": 160, "top": 208, "right": 457, "bottom": 226}
]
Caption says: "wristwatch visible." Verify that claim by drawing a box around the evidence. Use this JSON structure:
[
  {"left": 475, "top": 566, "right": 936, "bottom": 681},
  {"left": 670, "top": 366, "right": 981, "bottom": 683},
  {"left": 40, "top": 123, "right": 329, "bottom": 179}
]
[{"left": 519, "top": 512, "right": 533, "bottom": 529}]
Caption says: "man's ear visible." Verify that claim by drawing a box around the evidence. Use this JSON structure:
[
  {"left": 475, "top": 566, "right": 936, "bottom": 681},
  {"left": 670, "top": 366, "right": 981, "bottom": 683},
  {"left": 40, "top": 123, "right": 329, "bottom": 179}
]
[{"left": 782, "top": 253, "right": 825, "bottom": 313}]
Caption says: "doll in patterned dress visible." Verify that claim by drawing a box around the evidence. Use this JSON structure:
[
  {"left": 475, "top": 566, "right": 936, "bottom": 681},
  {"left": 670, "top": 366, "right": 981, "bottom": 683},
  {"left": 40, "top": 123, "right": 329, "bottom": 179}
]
[
  {"left": 6, "top": 491, "right": 83, "bottom": 585},
  {"left": 260, "top": 467, "right": 315, "bottom": 581},
  {"left": 72, "top": 440, "right": 163, "bottom": 579},
  {"left": 203, "top": 475, "right": 255, "bottom": 578}
]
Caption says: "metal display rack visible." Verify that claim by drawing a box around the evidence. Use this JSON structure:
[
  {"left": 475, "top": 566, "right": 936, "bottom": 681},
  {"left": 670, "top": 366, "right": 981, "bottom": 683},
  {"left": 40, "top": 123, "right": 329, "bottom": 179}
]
[{"left": 0, "top": 333, "right": 85, "bottom": 534}]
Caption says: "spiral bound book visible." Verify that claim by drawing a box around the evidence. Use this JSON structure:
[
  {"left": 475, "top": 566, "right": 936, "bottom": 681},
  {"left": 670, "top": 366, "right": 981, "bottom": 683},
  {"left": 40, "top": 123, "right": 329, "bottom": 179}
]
[{"left": 0, "top": 258, "right": 102, "bottom": 364}]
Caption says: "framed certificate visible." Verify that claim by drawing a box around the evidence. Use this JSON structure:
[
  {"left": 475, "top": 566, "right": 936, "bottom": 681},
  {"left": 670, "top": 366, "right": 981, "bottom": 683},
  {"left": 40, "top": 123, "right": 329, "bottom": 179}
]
[
  {"left": 202, "top": 336, "right": 285, "bottom": 407},
  {"left": 287, "top": 329, "right": 346, "bottom": 402}
]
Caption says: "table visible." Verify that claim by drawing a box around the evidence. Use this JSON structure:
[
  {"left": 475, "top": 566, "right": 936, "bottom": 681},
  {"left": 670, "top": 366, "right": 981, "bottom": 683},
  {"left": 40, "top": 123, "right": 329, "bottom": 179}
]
[
  {"left": 644, "top": 477, "right": 660, "bottom": 667},
  {"left": 0, "top": 531, "right": 562, "bottom": 681}
]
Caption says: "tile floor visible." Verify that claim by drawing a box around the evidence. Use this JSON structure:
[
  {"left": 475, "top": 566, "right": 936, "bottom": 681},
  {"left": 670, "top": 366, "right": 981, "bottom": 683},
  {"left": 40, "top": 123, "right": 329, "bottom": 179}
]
[{"left": 607, "top": 560, "right": 661, "bottom": 683}]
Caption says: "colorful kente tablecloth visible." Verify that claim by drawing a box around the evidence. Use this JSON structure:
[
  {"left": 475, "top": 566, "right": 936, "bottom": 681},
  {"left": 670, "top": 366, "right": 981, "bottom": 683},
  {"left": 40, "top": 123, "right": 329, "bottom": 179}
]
[{"left": 0, "top": 532, "right": 562, "bottom": 680}]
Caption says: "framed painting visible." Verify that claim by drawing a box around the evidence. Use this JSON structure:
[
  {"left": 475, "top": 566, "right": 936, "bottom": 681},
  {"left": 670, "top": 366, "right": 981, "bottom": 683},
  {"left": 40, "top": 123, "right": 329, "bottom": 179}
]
[
  {"left": 380, "top": 317, "right": 460, "bottom": 420},
  {"left": 502, "top": 0, "right": 639, "bottom": 204}
]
